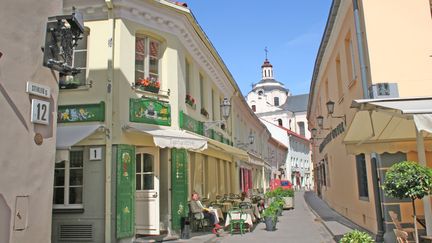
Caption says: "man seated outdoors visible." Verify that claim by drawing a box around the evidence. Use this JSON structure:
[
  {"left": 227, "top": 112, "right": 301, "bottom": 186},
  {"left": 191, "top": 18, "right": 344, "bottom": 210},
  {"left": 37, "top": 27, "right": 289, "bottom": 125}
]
[
  {"left": 240, "top": 191, "right": 261, "bottom": 222},
  {"left": 190, "top": 192, "right": 223, "bottom": 234}
]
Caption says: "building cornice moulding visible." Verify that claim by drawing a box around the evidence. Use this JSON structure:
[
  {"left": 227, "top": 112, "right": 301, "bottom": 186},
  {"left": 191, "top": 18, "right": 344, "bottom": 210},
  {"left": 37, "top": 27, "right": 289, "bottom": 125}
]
[{"left": 63, "top": 0, "right": 234, "bottom": 95}]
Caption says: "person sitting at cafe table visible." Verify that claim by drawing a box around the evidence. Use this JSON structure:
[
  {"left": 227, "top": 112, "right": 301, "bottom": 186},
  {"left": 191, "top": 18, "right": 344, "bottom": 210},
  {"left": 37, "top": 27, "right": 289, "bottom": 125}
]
[
  {"left": 240, "top": 191, "right": 262, "bottom": 222},
  {"left": 190, "top": 192, "right": 222, "bottom": 234}
]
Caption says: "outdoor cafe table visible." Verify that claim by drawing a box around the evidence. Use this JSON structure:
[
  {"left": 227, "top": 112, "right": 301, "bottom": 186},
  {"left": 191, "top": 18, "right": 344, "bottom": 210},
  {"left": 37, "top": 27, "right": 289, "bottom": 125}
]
[
  {"left": 207, "top": 207, "right": 224, "bottom": 221},
  {"left": 224, "top": 210, "right": 253, "bottom": 228}
]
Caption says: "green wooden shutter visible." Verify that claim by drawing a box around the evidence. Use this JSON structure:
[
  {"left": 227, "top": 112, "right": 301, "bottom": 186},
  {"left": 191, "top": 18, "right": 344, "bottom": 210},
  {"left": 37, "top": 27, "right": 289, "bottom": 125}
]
[
  {"left": 116, "top": 145, "right": 136, "bottom": 239},
  {"left": 171, "top": 148, "right": 188, "bottom": 231}
]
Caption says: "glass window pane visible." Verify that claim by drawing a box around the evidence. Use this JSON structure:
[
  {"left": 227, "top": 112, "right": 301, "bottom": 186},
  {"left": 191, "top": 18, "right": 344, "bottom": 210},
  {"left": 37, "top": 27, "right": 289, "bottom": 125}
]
[
  {"left": 69, "top": 169, "right": 83, "bottom": 186},
  {"left": 72, "top": 71, "right": 86, "bottom": 85},
  {"left": 136, "top": 37, "right": 146, "bottom": 55},
  {"left": 135, "top": 54, "right": 145, "bottom": 71},
  {"left": 54, "top": 187, "right": 64, "bottom": 204},
  {"left": 143, "top": 174, "right": 154, "bottom": 190},
  {"left": 135, "top": 71, "right": 145, "bottom": 84},
  {"left": 143, "top": 154, "right": 153, "bottom": 172},
  {"left": 149, "top": 40, "right": 159, "bottom": 57},
  {"left": 136, "top": 174, "right": 141, "bottom": 190},
  {"left": 54, "top": 169, "right": 65, "bottom": 186},
  {"left": 136, "top": 154, "right": 141, "bottom": 173},
  {"left": 149, "top": 57, "right": 158, "bottom": 75},
  {"left": 74, "top": 51, "right": 87, "bottom": 68},
  {"left": 69, "top": 187, "right": 83, "bottom": 204},
  {"left": 75, "top": 33, "right": 88, "bottom": 50},
  {"left": 55, "top": 160, "right": 65, "bottom": 169},
  {"left": 70, "top": 151, "right": 83, "bottom": 167}
]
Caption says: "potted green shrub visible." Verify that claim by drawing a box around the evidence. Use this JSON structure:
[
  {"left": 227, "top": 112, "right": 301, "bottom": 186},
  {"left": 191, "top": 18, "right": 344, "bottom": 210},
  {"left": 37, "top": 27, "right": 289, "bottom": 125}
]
[
  {"left": 262, "top": 204, "right": 278, "bottom": 231},
  {"left": 274, "top": 198, "right": 284, "bottom": 216},
  {"left": 382, "top": 161, "right": 432, "bottom": 243},
  {"left": 281, "top": 189, "right": 294, "bottom": 210},
  {"left": 339, "top": 230, "right": 374, "bottom": 243}
]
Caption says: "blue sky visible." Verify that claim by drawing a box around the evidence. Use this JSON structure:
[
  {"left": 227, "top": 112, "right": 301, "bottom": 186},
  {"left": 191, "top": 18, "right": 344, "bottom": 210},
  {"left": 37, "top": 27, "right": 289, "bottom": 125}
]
[{"left": 185, "top": 0, "right": 332, "bottom": 96}]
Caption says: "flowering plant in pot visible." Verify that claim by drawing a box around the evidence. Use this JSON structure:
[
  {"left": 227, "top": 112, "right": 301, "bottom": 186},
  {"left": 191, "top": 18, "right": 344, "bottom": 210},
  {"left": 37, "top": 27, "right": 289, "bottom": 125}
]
[
  {"left": 136, "top": 77, "right": 160, "bottom": 93},
  {"left": 185, "top": 94, "right": 196, "bottom": 109}
]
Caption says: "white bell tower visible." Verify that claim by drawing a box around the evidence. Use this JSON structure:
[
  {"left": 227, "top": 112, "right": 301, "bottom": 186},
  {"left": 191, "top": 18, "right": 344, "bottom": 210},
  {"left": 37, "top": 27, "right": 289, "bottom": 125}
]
[{"left": 262, "top": 47, "right": 274, "bottom": 80}]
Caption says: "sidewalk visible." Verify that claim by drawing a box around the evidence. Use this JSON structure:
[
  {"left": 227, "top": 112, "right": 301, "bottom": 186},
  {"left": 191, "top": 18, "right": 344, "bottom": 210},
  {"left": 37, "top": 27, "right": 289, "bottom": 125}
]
[{"left": 304, "top": 191, "right": 370, "bottom": 242}]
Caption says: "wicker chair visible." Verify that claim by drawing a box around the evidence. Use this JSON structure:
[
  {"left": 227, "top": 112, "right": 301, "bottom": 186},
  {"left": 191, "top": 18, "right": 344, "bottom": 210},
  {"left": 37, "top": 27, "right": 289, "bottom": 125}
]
[{"left": 389, "top": 211, "right": 416, "bottom": 240}]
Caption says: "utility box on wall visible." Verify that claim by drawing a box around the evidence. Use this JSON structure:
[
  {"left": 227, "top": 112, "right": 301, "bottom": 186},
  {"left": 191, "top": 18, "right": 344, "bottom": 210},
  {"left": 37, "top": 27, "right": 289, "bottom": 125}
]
[
  {"left": 369, "top": 83, "right": 399, "bottom": 99},
  {"left": 14, "top": 196, "right": 29, "bottom": 231}
]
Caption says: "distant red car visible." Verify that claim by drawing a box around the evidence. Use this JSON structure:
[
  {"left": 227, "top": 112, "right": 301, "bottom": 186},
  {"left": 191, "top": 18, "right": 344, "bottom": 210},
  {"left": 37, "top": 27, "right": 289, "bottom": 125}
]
[{"left": 270, "top": 179, "right": 292, "bottom": 190}]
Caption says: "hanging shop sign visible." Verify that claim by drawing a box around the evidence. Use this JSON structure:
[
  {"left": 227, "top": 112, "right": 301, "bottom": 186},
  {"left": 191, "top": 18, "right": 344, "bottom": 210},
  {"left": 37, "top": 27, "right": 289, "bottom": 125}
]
[
  {"left": 319, "top": 122, "right": 345, "bottom": 153},
  {"left": 58, "top": 102, "right": 105, "bottom": 123},
  {"left": 130, "top": 98, "right": 171, "bottom": 126}
]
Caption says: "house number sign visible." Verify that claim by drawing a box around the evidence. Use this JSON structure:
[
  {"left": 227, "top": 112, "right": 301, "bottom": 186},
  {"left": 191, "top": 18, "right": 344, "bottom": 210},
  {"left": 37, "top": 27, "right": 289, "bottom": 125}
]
[{"left": 31, "top": 99, "right": 50, "bottom": 125}]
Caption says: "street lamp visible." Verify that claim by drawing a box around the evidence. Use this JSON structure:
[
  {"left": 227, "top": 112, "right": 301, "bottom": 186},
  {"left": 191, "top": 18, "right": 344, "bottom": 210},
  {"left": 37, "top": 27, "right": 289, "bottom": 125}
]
[
  {"left": 204, "top": 97, "right": 231, "bottom": 131},
  {"left": 326, "top": 100, "right": 346, "bottom": 125}
]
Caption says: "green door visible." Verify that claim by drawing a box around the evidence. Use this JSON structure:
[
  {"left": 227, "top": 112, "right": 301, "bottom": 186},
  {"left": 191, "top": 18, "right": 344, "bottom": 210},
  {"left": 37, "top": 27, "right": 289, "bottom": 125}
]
[
  {"left": 116, "top": 145, "right": 136, "bottom": 239},
  {"left": 171, "top": 148, "right": 188, "bottom": 231}
]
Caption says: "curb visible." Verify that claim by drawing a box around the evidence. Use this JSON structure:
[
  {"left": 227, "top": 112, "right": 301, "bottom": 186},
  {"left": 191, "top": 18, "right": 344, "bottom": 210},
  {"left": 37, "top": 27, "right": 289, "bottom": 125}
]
[{"left": 302, "top": 193, "right": 338, "bottom": 243}]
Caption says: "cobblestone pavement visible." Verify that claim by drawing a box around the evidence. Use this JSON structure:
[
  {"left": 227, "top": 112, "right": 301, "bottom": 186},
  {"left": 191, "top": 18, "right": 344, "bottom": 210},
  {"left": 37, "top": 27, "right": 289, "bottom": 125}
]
[{"left": 136, "top": 191, "right": 336, "bottom": 243}]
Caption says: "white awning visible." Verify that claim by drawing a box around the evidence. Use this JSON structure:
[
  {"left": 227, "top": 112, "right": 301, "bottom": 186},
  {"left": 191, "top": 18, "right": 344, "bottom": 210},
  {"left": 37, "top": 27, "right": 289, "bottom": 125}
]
[
  {"left": 207, "top": 139, "right": 249, "bottom": 160},
  {"left": 123, "top": 124, "right": 207, "bottom": 151},
  {"left": 56, "top": 124, "right": 104, "bottom": 149},
  {"left": 344, "top": 96, "right": 432, "bottom": 235},
  {"left": 344, "top": 97, "right": 432, "bottom": 154}
]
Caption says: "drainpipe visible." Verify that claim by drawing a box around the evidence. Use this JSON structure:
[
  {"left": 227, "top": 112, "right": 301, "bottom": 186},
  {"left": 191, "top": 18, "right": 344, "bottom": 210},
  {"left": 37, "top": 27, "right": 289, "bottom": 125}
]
[
  {"left": 105, "top": 0, "right": 114, "bottom": 242},
  {"left": 353, "top": 1, "right": 384, "bottom": 241}
]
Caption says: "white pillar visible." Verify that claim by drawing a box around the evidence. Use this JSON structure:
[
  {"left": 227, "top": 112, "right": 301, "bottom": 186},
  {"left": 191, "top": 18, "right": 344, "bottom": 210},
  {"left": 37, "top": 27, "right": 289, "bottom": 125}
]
[{"left": 416, "top": 127, "right": 432, "bottom": 235}]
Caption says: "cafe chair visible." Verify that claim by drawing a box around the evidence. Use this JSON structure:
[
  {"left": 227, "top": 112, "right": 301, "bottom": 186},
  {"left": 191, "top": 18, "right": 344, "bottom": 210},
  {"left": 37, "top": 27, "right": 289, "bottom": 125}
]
[
  {"left": 393, "top": 229, "right": 415, "bottom": 243},
  {"left": 239, "top": 202, "right": 252, "bottom": 210},
  {"left": 227, "top": 209, "right": 246, "bottom": 235},
  {"left": 188, "top": 203, "right": 210, "bottom": 232},
  {"left": 389, "top": 211, "right": 416, "bottom": 240}
]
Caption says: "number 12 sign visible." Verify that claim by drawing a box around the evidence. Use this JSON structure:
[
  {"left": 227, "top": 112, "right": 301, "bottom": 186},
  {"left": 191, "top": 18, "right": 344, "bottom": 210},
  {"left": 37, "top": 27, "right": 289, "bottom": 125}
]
[{"left": 31, "top": 99, "right": 50, "bottom": 125}]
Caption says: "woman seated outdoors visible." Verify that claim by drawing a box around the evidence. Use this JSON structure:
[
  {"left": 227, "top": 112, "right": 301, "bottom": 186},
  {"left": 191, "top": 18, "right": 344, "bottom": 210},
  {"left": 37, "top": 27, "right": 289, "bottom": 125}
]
[
  {"left": 190, "top": 192, "right": 223, "bottom": 234},
  {"left": 240, "top": 191, "right": 262, "bottom": 222}
]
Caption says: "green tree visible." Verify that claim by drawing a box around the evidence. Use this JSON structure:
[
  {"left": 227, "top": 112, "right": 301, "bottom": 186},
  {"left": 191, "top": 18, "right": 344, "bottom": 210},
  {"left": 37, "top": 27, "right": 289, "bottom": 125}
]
[{"left": 382, "top": 161, "right": 432, "bottom": 243}]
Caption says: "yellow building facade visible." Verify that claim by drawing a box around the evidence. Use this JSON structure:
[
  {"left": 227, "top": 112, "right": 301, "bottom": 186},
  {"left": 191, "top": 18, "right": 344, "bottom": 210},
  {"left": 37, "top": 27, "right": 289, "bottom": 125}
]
[
  {"left": 52, "top": 1, "right": 274, "bottom": 242},
  {"left": 308, "top": 0, "right": 432, "bottom": 242}
]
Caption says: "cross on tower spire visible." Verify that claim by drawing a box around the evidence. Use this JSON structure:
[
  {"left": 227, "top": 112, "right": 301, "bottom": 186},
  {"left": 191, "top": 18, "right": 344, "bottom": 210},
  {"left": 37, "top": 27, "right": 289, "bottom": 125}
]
[{"left": 264, "top": 47, "right": 268, "bottom": 60}]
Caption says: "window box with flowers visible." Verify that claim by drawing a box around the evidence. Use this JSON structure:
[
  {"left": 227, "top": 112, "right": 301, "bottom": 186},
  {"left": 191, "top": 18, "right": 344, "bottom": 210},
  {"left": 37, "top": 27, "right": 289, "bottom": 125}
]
[
  {"left": 185, "top": 94, "right": 196, "bottom": 109},
  {"left": 135, "top": 77, "right": 160, "bottom": 93},
  {"left": 200, "top": 107, "right": 209, "bottom": 118}
]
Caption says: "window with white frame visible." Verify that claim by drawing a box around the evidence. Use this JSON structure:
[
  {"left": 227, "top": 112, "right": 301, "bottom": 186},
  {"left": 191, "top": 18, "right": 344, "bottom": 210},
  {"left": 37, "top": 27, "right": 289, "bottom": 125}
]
[
  {"left": 53, "top": 150, "right": 84, "bottom": 208},
  {"left": 135, "top": 35, "right": 161, "bottom": 84},
  {"left": 61, "top": 27, "right": 89, "bottom": 89}
]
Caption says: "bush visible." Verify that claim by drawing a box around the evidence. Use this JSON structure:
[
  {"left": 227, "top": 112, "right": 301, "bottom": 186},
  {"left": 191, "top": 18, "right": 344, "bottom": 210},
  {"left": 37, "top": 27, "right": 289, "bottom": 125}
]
[
  {"left": 339, "top": 230, "right": 374, "bottom": 243},
  {"left": 382, "top": 161, "right": 432, "bottom": 243},
  {"left": 265, "top": 188, "right": 294, "bottom": 199},
  {"left": 382, "top": 161, "right": 432, "bottom": 201},
  {"left": 261, "top": 203, "right": 278, "bottom": 222}
]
